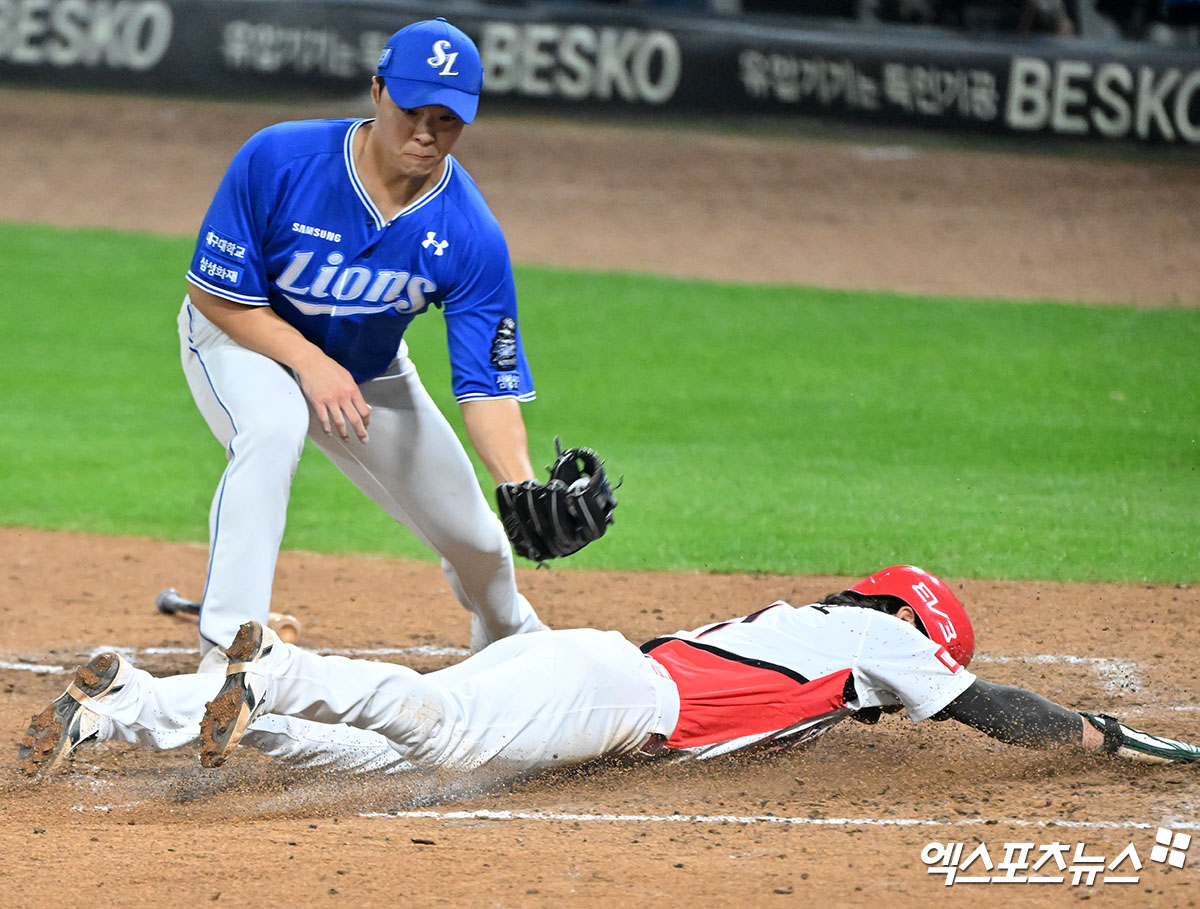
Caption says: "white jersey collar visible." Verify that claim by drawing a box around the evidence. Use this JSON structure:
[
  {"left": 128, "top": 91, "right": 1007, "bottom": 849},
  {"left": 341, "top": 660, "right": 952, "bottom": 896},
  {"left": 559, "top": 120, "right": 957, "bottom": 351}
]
[{"left": 343, "top": 119, "right": 455, "bottom": 230}]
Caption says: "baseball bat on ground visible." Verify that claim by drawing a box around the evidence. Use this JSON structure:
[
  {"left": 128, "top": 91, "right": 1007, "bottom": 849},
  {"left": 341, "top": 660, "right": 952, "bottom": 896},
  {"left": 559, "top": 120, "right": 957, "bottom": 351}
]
[
  {"left": 156, "top": 587, "right": 200, "bottom": 615},
  {"left": 153, "top": 588, "right": 302, "bottom": 643}
]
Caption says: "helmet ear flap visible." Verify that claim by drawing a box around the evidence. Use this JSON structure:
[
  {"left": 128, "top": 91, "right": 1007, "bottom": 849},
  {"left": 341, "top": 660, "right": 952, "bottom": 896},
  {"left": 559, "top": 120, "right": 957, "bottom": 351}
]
[{"left": 848, "top": 566, "right": 975, "bottom": 668}]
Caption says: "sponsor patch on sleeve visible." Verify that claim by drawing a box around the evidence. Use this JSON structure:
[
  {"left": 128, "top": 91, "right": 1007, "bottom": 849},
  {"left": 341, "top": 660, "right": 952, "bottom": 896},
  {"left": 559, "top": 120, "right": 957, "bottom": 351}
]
[
  {"left": 934, "top": 645, "right": 963, "bottom": 673},
  {"left": 203, "top": 229, "right": 248, "bottom": 261},
  {"left": 197, "top": 255, "right": 243, "bottom": 287}
]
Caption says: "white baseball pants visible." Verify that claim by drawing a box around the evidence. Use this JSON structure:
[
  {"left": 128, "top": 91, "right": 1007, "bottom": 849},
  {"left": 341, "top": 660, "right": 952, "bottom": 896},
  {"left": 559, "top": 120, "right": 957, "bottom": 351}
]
[
  {"left": 178, "top": 298, "right": 541, "bottom": 655},
  {"left": 253, "top": 627, "right": 681, "bottom": 772},
  {"left": 90, "top": 629, "right": 679, "bottom": 775},
  {"left": 93, "top": 664, "right": 411, "bottom": 773}
]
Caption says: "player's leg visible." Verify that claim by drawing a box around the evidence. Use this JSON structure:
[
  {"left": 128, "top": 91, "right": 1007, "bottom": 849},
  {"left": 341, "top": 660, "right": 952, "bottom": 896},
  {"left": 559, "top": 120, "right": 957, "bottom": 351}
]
[
  {"left": 240, "top": 715, "right": 417, "bottom": 774},
  {"left": 19, "top": 649, "right": 409, "bottom": 776},
  {"left": 205, "top": 624, "right": 679, "bottom": 773},
  {"left": 306, "top": 352, "right": 542, "bottom": 648},
  {"left": 178, "top": 299, "right": 309, "bottom": 662},
  {"left": 104, "top": 669, "right": 410, "bottom": 772}
]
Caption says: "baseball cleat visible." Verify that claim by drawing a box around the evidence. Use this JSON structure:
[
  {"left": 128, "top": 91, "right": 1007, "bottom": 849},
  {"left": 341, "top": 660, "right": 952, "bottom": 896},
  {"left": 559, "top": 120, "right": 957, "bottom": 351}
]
[
  {"left": 200, "top": 621, "right": 279, "bottom": 768},
  {"left": 18, "top": 651, "right": 130, "bottom": 777}
]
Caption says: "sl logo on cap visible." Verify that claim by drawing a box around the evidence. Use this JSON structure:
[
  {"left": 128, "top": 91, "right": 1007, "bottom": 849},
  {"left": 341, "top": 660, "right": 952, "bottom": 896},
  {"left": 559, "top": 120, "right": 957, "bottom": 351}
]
[{"left": 427, "top": 40, "right": 460, "bottom": 76}]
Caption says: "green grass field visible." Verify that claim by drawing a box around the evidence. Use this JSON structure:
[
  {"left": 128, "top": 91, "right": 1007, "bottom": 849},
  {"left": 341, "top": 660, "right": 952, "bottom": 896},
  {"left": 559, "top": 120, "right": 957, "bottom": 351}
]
[{"left": 1, "top": 223, "right": 1196, "bottom": 583}]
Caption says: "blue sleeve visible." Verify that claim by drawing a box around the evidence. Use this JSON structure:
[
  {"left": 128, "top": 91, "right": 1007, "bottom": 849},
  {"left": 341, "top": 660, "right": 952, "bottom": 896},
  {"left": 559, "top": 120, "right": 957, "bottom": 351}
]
[
  {"left": 441, "top": 223, "right": 536, "bottom": 403},
  {"left": 186, "top": 131, "right": 274, "bottom": 305}
]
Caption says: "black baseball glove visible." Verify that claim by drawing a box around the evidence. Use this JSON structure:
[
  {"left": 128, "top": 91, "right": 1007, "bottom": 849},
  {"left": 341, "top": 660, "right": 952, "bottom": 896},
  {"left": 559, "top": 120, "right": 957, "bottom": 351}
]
[{"left": 496, "top": 439, "right": 617, "bottom": 562}]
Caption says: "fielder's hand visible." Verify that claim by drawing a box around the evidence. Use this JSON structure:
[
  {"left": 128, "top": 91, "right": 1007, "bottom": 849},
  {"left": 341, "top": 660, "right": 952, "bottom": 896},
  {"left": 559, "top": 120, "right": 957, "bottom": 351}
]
[{"left": 295, "top": 353, "right": 371, "bottom": 443}]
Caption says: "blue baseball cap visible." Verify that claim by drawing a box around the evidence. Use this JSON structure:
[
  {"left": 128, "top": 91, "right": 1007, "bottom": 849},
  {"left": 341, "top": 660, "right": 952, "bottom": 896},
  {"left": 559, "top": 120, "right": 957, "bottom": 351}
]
[{"left": 376, "top": 18, "right": 483, "bottom": 123}]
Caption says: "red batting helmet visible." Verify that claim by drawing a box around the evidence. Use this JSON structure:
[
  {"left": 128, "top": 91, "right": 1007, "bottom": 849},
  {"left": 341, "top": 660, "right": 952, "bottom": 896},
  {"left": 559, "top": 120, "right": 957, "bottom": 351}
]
[{"left": 849, "top": 565, "right": 975, "bottom": 667}]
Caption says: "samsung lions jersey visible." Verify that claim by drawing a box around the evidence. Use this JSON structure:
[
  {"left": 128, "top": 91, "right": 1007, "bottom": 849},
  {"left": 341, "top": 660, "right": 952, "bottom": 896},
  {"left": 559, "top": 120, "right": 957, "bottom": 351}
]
[{"left": 186, "top": 118, "right": 535, "bottom": 400}]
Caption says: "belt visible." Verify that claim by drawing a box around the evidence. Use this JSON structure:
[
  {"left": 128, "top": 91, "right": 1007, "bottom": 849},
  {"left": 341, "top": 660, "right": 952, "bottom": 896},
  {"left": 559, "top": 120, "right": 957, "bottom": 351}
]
[{"left": 637, "top": 732, "right": 668, "bottom": 756}]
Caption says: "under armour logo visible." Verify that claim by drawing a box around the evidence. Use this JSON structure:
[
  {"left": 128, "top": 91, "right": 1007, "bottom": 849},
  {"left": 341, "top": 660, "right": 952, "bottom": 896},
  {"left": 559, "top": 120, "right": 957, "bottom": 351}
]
[
  {"left": 422, "top": 231, "right": 449, "bottom": 256},
  {"left": 428, "top": 40, "right": 459, "bottom": 76}
]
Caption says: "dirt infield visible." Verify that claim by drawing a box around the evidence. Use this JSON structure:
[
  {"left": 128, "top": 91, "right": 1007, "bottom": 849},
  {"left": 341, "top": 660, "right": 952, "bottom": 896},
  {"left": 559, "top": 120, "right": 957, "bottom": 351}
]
[{"left": 2, "top": 87, "right": 1199, "bottom": 906}]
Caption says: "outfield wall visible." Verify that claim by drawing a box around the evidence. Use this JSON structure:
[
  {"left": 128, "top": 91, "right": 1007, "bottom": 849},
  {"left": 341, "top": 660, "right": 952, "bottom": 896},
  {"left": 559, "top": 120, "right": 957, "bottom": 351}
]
[{"left": 1, "top": 0, "right": 1198, "bottom": 145}]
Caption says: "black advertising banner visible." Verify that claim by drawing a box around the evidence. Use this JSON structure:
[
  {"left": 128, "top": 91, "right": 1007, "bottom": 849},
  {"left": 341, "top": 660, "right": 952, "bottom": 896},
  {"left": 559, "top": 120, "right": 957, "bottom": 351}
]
[{"left": 1, "top": 0, "right": 1198, "bottom": 144}]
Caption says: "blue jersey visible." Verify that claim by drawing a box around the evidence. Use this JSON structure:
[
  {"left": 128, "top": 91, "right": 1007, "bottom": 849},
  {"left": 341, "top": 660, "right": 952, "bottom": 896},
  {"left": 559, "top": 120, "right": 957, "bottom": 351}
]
[{"left": 186, "top": 118, "right": 535, "bottom": 400}]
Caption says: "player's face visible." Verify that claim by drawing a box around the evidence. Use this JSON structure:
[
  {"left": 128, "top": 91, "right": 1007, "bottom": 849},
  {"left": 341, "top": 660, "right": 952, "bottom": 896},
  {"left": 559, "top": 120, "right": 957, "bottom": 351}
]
[{"left": 372, "top": 84, "right": 464, "bottom": 179}]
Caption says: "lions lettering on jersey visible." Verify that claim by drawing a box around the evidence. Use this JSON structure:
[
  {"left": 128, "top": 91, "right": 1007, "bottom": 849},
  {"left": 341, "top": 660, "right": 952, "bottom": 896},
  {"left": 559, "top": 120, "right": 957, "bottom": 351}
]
[
  {"left": 186, "top": 118, "right": 536, "bottom": 400},
  {"left": 275, "top": 251, "right": 437, "bottom": 316}
]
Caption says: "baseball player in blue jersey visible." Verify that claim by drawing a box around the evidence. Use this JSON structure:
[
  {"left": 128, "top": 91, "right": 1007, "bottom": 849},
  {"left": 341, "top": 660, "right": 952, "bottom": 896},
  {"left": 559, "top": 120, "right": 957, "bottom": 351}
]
[
  {"left": 20, "top": 566, "right": 1200, "bottom": 778},
  {"left": 178, "top": 18, "right": 584, "bottom": 668}
]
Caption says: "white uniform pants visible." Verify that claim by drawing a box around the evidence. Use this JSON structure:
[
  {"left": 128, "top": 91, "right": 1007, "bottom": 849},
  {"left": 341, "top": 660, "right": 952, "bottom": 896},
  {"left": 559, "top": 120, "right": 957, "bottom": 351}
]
[
  {"left": 178, "top": 298, "right": 541, "bottom": 654},
  {"left": 256, "top": 628, "right": 680, "bottom": 772},
  {"left": 94, "top": 666, "right": 411, "bottom": 774},
  {"left": 91, "top": 629, "right": 679, "bottom": 775}
]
